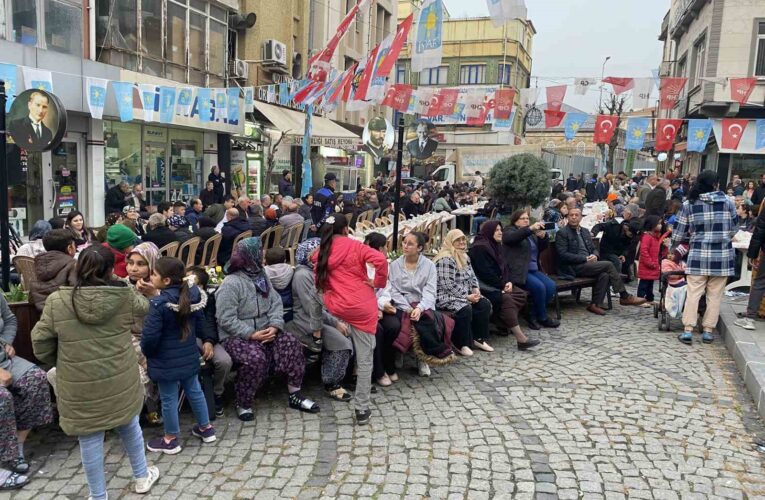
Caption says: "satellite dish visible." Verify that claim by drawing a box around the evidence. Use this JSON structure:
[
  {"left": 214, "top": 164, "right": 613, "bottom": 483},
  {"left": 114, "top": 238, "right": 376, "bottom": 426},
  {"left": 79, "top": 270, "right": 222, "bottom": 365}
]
[{"left": 657, "top": 152, "right": 668, "bottom": 162}]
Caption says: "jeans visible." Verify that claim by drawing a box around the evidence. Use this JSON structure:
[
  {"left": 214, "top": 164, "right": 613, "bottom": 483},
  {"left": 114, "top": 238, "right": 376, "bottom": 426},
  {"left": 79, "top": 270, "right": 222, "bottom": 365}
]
[
  {"left": 78, "top": 415, "right": 147, "bottom": 500},
  {"left": 157, "top": 374, "right": 210, "bottom": 437},
  {"left": 521, "top": 270, "right": 556, "bottom": 321},
  {"left": 637, "top": 279, "right": 655, "bottom": 302},
  {"left": 471, "top": 216, "right": 488, "bottom": 234}
]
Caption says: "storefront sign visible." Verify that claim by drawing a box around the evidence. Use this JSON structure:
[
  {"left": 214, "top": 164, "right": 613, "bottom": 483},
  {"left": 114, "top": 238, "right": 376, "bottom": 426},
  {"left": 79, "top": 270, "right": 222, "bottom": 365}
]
[
  {"left": 285, "top": 135, "right": 358, "bottom": 148},
  {"left": 325, "top": 156, "right": 350, "bottom": 165},
  {"left": 7, "top": 89, "right": 67, "bottom": 152}
]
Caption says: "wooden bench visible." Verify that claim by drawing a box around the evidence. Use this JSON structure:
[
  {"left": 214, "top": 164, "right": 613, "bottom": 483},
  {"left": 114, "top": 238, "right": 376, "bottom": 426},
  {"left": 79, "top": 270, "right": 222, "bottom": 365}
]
[{"left": 538, "top": 247, "right": 613, "bottom": 320}]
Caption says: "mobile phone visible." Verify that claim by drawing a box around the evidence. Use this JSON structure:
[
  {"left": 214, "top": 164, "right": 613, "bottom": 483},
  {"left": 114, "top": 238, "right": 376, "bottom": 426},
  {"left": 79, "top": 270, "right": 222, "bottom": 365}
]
[{"left": 543, "top": 222, "right": 557, "bottom": 230}]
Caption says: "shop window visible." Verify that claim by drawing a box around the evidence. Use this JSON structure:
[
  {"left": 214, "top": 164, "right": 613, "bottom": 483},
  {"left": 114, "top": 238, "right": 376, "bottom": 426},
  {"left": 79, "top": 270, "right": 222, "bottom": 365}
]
[
  {"left": 11, "top": 0, "right": 38, "bottom": 46},
  {"left": 141, "top": 0, "right": 162, "bottom": 58},
  {"left": 188, "top": 10, "right": 206, "bottom": 70},
  {"left": 166, "top": 2, "right": 186, "bottom": 66},
  {"left": 103, "top": 121, "right": 142, "bottom": 189},
  {"left": 44, "top": 0, "right": 83, "bottom": 57}
]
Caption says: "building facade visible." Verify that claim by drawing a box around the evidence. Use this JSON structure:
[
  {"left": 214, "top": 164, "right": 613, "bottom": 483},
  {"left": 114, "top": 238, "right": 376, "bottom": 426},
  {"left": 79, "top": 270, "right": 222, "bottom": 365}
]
[
  {"left": 658, "top": 0, "right": 765, "bottom": 182},
  {"left": 1, "top": 0, "right": 242, "bottom": 233}
]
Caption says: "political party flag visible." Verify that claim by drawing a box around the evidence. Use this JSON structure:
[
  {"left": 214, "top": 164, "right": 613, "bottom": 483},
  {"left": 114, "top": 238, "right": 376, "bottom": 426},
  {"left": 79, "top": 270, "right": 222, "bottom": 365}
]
[
  {"left": 278, "top": 82, "right": 290, "bottom": 106},
  {"left": 85, "top": 77, "right": 108, "bottom": 120},
  {"left": 719, "top": 118, "right": 748, "bottom": 150},
  {"left": 214, "top": 88, "right": 228, "bottom": 119},
  {"left": 22, "top": 67, "right": 53, "bottom": 92},
  {"left": 227, "top": 87, "right": 240, "bottom": 123},
  {"left": 544, "top": 109, "right": 566, "bottom": 129},
  {"left": 494, "top": 88, "right": 516, "bottom": 120},
  {"left": 301, "top": 105, "right": 313, "bottom": 197},
  {"left": 625, "top": 117, "right": 650, "bottom": 150},
  {"left": 303, "top": 82, "right": 328, "bottom": 107},
  {"left": 433, "top": 88, "right": 459, "bottom": 116},
  {"left": 139, "top": 83, "right": 157, "bottom": 122},
  {"left": 292, "top": 80, "right": 320, "bottom": 104},
  {"left": 730, "top": 78, "right": 757, "bottom": 105},
  {"left": 326, "top": 66, "right": 356, "bottom": 105},
  {"left": 659, "top": 77, "right": 687, "bottom": 110},
  {"left": 307, "top": 0, "right": 371, "bottom": 82},
  {"left": 382, "top": 84, "right": 414, "bottom": 113},
  {"left": 651, "top": 68, "right": 661, "bottom": 89},
  {"left": 573, "top": 77, "right": 595, "bottom": 96},
  {"left": 687, "top": 119, "right": 712, "bottom": 152},
  {"left": 266, "top": 85, "right": 276, "bottom": 104},
  {"left": 486, "top": 0, "right": 527, "bottom": 27},
  {"left": 0, "top": 63, "right": 18, "bottom": 112},
  {"left": 519, "top": 87, "right": 538, "bottom": 109},
  {"left": 492, "top": 110, "right": 516, "bottom": 132},
  {"left": 377, "top": 14, "right": 413, "bottom": 77},
  {"left": 355, "top": 45, "right": 380, "bottom": 102},
  {"left": 545, "top": 85, "right": 567, "bottom": 112},
  {"left": 632, "top": 78, "right": 654, "bottom": 109},
  {"left": 563, "top": 112, "right": 588, "bottom": 141},
  {"left": 158, "top": 86, "right": 176, "bottom": 124},
  {"left": 197, "top": 88, "right": 213, "bottom": 122},
  {"left": 756, "top": 120, "right": 765, "bottom": 150},
  {"left": 655, "top": 119, "right": 683, "bottom": 151},
  {"left": 603, "top": 77, "right": 634, "bottom": 95},
  {"left": 411, "top": 0, "right": 444, "bottom": 72},
  {"left": 466, "top": 95, "right": 492, "bottom": 126},
  {"left": 176, "top": 87, "right": 194, "bottom": 116},
  {"left": 463, "top": 90, "right": 485, "bottom": 120},
  {"left": 243, "top": 87, "right": 254, "bottom": 113},
  {"left": 111, "top": 81, "right": 135, "bottom": 122},
  {"left": 346, "top": 53, "right": 375, "bottom": 111},
  {"left": 593, "top": 115, "right": 618, "bottom": 144},
  {"left": 414, "top": 87, "right": 435, "bottom": 115}
]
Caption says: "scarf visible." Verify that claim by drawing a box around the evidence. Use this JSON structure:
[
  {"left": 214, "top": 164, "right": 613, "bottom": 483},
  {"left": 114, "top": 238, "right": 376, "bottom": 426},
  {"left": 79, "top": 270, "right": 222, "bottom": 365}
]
[
  {"left": 226, "top": 236, "right": 269, "bottom": 296},
  {"left": 296, "top": 238, "right": 321, "bottom": 268},
  {"left": 433, "top": 229, "right": 468, "bottom": 270},
  {"left": 472, "top": 220, "right": 510, "bottom": 283}
]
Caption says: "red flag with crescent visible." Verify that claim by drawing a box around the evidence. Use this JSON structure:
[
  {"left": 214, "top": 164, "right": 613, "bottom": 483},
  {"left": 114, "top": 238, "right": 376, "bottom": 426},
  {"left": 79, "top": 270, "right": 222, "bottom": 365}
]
[
  {"left": 544, "top": 109, "right": 566, "bottom": 128},
  {"left": 466, "top": 95, "right": 493, "bottom": 126},
  {"left": 655, "top": 119, "right": 683, "bottom": 151},
  {"left": 545, "top": 85, "right": 567, "bottom": 112},
  {"left": 494, "top": 88, "right": 516, "bottom": 120},
  {"left": 381, "top": 84, "right": 413, "bottom": 112},
  {"left": 593, "top": 115, "right": 618, "bottom": 144},
  {"left": 730, "top": 78, "right": 757, "bottom": 105},
  {"left": 375, "top": 14, "right": 413, "bottom": 76},
  {"left": 659, "top": 77, "right": 688, "bottom": 110},
  {"left": 603, "top": 77, "right": 635, "bottom": 95},
  {"left": 720, "top": 119, "right": 749, "bottom": 150},
  {"left": 434, "top": 88, "right": 458, "bottom": 116},
  {"left": 354, "top": 45, "right": 380, "bottom": 101}
]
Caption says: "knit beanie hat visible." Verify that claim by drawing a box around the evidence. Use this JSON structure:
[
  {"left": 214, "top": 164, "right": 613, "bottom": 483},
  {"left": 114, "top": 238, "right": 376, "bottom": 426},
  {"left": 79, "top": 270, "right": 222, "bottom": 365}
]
[
  {"left": 673, "top": 243, "right": 689, "bottom": 261},
  {"left": 107, "top": 224, "right": 136, "bottom": 251}
]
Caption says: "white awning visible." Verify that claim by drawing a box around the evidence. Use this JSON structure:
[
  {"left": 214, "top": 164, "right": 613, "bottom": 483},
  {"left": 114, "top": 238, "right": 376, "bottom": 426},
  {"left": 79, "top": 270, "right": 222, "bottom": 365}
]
[{"left": 253, "top": 100, "right": 359, "bottom": 148}]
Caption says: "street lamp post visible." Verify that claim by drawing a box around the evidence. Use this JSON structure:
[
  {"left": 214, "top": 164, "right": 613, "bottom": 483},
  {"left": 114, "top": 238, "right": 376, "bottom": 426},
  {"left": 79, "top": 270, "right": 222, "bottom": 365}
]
[{"left": 599, "top": 56, "right": 611, "bottom": 110}]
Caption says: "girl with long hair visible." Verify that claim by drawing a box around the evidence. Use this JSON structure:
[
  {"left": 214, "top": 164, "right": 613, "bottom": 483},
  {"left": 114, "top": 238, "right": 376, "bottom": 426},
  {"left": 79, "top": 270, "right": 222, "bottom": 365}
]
[
  {"left": 65, "top": 210, "right": 95, "bottom": 248},
  {"left": 32, "top": 245, "right": 158, "bottom": 498},
  {"left": 141, "top": 257, "right": 215, "bottom": 454},
  {"left": 313, "top": 215, "right": 388, "bottom": 425}
]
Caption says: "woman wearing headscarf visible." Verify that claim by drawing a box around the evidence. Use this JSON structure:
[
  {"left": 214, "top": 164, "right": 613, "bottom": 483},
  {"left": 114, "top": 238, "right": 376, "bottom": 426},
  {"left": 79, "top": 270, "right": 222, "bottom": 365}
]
[
  {"left": 288, "top": 238, "right": 353, "bottom": 402},
  {"left": 470, "top": 221, "right": 540, "bottom": 350},
  {"left": 216, "top": 238, "right": 318, "bottom": 421},
  {"left": 15, "top": 220, "right": 52, "bottom": 258},
  {"left": 434, "top": 229, "right": 493, "bottom": 354}
]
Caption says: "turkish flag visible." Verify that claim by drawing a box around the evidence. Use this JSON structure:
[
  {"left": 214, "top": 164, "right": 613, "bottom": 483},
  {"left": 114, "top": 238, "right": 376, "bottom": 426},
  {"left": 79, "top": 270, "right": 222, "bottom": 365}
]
[
  {"left": 494, "top": 88, "right": 516, "bottom": 120},
  {"left": 376, "top": 14, "right": 413, "bottom": 76},
  {"left": 730, "top": 78, "right": 757, "bottom": 104},
  {"left": 720, "top": 119, "right": 749, "bottom": 150},
  {"left": 354, "top": 45, "right": 380, "bottom": 101},
  {"left": 655, "top": 119, "right": 683, "bottom": 151},
  {"left": 546, "top": 85, "right": 567, "bottom": 112},
  {"left": 292, "top": 80, "right": 322, "bottom": 104},
  {"left": 466, "top": 96, "right": 493, "bottom": 126},
  {"left": 382, "top": 84, "right": 412, "bottom": 112},
  {"left": 660, "top": 77, "right": 688, "bottom": 110},
  {"left": 423, "top": 92, "right": 442, "bottom": 117},
  {"left": 435, "top": 88, "right": 459, "bottom": 116},
  {"left": 603, "top": 77, "right": 635, "bottom": 95},
  {"left": 544, "top": 109, "right": 566, "bottom": 128},
  {"left": 593, "top": 115, "right": 618, "bottom": 144}
]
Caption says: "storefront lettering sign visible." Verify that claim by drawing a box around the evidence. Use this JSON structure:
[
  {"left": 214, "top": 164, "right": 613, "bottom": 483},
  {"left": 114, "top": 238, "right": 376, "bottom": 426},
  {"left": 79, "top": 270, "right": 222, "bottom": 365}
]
[{"left": 285, "top": 135, "right": 358, "bottom": 148}]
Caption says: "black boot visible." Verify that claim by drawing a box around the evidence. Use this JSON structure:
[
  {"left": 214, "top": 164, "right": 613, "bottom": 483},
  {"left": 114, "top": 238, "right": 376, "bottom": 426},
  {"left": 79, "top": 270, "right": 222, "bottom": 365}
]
[
  {"left": 540, "top": 317, "right": 560, "bottom": 328},
  {"left": 527, "top": 317, "right": 541, "bottom": 330}
]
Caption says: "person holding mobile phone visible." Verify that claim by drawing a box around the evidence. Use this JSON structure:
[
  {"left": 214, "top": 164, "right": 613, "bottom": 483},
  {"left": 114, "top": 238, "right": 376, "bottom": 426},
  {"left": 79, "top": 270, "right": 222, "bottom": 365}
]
[{"left": 502, "top": 210, "right": 560, "bottom": 330}]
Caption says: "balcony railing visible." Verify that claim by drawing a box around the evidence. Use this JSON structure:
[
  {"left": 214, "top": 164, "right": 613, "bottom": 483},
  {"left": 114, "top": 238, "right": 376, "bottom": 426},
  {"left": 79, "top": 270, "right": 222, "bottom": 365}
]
[{"left": 669, "top": 0, "right": 710, "bottom": 38}]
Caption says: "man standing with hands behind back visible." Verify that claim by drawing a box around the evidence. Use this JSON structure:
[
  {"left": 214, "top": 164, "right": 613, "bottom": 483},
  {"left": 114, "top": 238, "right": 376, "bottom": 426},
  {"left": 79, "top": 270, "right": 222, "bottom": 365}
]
[{"left": 9, "top": 91, "right": 54, "bottom": 150}]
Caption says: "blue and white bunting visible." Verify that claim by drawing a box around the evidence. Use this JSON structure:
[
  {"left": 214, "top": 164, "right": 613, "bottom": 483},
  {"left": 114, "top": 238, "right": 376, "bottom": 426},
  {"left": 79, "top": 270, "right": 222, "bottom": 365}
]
[
  {"left": 411, "top": 0, "right": 443, "bottom": 72},
  {"left": 214, "top": 88, "right": 227, "bottom": 120},
  {"left": 197, "top": 88, "right": 213, "bottom": 123},
  {"left": 0, "top": 63, "right": 18, "bottom": 112},
  {"left": 625, "top": 117, "right": 650, "bottom": 150},
  {"left": 139, "top": 83, "right": 157, "bottom": 122},
  {"left": 85, "top": 77, "right": 108, "bottom": 120},
  {"left": 756, "top": 119, "right": 765, "bottom": 151},
  {"left": 687, "top": 119, "right": 713, "bottom": 152},
  {"left": 563, "top": 112, "right": 588, "bottom": 141},
  {"left": 111, "top": 81, "right": 135, "bottom": 122},
  {"left": 244, "top": 86, "right": 254, "bottom": 113},
  {"left": 226, "top": 87, "right": 240, "bottom": 123},
  {"left": 486, "top": 0, "right": 527, "bottom": 27},
  {"left": 278, "top": 82, "right": 289, "bottom": 106},
  {"left": 176, "top": 86, "right": 194, "bottom": 116},
  {"left": 22, "top": 67, "right": 53, "bottom": 92},
  {"left": 158, "top": 86, "right": 176, "bottom": 124}
]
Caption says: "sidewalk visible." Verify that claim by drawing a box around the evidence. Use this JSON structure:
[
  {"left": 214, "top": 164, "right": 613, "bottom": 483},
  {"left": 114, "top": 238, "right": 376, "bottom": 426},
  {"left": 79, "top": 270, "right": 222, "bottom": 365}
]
[{"left": 718, "top": 293, "right": 765, "bottom": 421}]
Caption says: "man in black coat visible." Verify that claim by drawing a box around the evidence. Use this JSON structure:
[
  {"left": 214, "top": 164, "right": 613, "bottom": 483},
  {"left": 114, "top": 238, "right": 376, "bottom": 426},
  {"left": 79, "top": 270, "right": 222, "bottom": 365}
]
[
  {"left": 218, "top": 208, "right": 250, "bottom": 264},
  {"left": 565, "top": 173, "right": 578, "bottom": 192},
  {"left": 9, "top": 91, "right": 54, "bottom": 150},
  {"left": 555, "top": 207, "right": 645, "bottom": 315},
  {"left": 592, "top": 219, "right": 639, "bottom": 278},
  {"left": 105, "top": 181, "right": 131, "bottom": 215},
  {"left": 751, "top": 174, "right": 765, "bottom": 208},
  {"left": 644, "top": 179, "right": 669, "bottom": 218},
  {"left": 142, "top": 213, "right": 179, "bottom": 249}
]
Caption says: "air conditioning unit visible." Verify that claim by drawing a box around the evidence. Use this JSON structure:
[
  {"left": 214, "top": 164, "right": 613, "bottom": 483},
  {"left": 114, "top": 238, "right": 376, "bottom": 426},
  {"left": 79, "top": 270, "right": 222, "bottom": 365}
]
[
  {"left": 229, "top": 59, "right": 249, "bottom": 79},
  {"left": 264, "top": 39, "right": 288, "bottom": 67}
]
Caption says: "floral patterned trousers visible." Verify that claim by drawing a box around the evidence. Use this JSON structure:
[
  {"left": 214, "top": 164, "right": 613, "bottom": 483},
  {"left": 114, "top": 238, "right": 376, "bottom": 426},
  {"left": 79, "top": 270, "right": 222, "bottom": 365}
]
[{"left": 0, "top": 367, "right": 53, "bottom": 461}]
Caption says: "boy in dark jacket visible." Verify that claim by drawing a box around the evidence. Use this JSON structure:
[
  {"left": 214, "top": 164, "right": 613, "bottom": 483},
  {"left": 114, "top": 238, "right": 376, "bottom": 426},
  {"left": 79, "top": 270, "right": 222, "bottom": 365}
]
[
  {"left": 186, "top": 267, "right": 232, "bottom": 417},
  {"left": 28, "top": 229, "right": 77, "bottom": 312}
]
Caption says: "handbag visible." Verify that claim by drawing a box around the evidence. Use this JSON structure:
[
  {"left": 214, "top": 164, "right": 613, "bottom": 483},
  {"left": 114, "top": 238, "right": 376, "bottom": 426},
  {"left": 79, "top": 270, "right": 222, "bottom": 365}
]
[{"left": 665, "top": 284, "right": 687, "bottom": 319}]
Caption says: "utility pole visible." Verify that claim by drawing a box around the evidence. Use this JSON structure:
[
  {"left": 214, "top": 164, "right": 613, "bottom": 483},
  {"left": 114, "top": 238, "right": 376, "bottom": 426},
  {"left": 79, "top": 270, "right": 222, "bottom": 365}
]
[
  {"left": 0, "top": 80, "right": 9, "bottom": 291},
  {"left": 599, "top": 56, "right": 611, "bottom": 110}
]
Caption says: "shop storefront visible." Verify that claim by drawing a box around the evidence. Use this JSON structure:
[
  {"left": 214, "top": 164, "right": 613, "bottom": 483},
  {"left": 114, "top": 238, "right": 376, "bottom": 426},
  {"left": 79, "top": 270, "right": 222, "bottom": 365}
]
[{"left": 231, "top": 121, "right": 266, "bottom": 200}]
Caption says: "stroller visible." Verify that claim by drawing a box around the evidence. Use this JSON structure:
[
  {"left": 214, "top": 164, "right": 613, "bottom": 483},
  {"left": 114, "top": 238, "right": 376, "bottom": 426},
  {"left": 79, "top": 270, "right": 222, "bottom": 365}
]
[{"left": 654, "top": 269, "right": 687, "bottom": 331}]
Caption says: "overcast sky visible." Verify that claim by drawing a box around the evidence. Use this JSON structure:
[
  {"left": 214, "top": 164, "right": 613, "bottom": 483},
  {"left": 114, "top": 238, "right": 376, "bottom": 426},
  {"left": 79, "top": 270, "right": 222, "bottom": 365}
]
[{"left": 442, "top": 0, "right": 669, "bottom": 112}]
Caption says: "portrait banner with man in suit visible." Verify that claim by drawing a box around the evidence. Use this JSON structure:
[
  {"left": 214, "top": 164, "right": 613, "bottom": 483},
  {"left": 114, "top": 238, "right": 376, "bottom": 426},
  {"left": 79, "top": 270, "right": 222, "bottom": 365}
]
[{"left": 7, "top": 88, "right": 67, "bottom": 152}]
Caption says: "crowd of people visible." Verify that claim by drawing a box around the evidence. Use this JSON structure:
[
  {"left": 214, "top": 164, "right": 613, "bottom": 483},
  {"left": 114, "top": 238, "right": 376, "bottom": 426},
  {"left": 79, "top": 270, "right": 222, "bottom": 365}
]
[{"left": 0, "top": 162, "right": 751, "bottom": 497}]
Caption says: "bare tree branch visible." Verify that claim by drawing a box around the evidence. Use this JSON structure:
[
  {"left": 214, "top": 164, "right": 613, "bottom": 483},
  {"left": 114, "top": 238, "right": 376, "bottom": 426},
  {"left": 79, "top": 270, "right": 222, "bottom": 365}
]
[
  {"left": 596, "top": 95, "right": 627, "bottom": 174},
  {"left": 265, "top": 129, "right": 290, "bottom": 193}
]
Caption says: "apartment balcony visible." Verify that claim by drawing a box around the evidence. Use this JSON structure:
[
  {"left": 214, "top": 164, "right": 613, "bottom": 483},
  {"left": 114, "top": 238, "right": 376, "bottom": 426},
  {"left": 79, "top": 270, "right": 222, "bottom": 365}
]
[{"left": 669, "top": 0, "right": 710, "bottom": 39}]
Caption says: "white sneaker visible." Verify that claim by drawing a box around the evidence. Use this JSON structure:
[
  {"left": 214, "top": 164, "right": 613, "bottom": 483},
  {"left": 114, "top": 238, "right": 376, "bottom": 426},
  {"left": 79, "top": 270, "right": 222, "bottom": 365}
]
[
  {"left": 135, "top": 465, "right": 160, "bottom": 494},
  {"left": 473, "top": 341, "right": 494, "bottom": 352},
  {"left": 418, "top": 360, "right": 431, "bottom": 377},
  {"left": 734, "top": 317, "right": 756, "bottom": 330},
  {"left": 458, "top": 346, "right": 474, "bottom": 356}
]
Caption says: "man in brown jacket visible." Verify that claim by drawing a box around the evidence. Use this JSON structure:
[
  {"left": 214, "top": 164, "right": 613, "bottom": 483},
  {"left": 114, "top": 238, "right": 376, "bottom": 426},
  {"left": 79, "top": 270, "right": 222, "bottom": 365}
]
[{"left": 28, "top": 229, "right": 77, "bottom": 312}]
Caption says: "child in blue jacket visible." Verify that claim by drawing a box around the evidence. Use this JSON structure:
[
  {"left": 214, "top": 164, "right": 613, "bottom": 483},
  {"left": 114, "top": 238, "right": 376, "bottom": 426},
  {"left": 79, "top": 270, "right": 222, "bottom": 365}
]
[{"left": 141, "top": 257, "right": 216, "bottom": 454}]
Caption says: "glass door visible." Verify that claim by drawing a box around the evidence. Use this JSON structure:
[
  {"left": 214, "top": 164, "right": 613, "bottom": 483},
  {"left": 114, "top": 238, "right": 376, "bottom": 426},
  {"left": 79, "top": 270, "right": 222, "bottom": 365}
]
[
  {"left": 50, "top": 140, "right": 82, "bottom": 217},
  {"left": 144, "top": 142, "right": 168, "bottom": 206}
]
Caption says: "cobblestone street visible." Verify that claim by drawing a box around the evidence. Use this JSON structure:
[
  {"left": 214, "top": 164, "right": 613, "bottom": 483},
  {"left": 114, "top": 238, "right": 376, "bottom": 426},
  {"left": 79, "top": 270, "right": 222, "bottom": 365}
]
[{"left": 5, "top": 297, "right": 765, "bottom": 500}]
